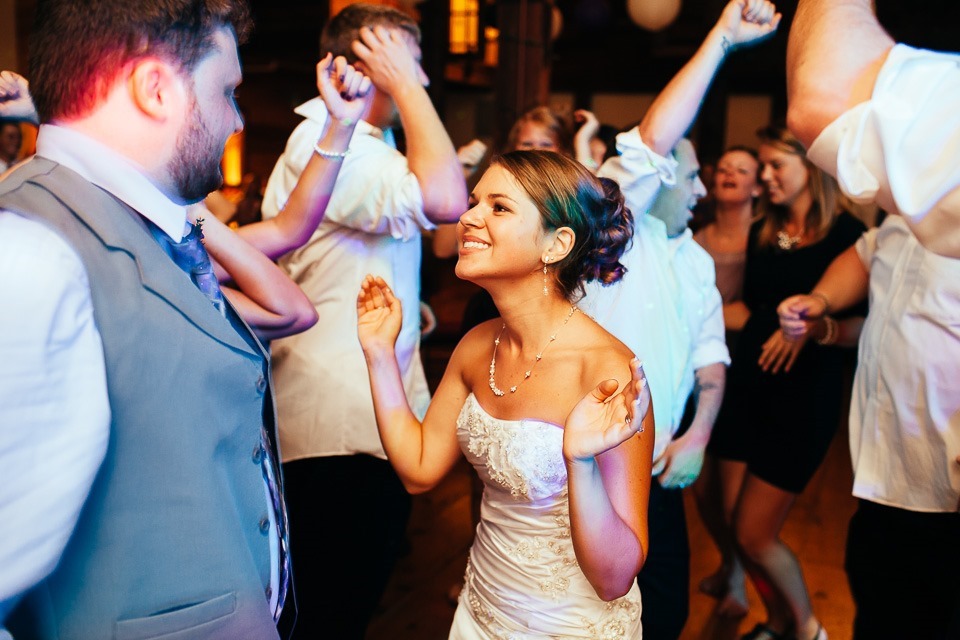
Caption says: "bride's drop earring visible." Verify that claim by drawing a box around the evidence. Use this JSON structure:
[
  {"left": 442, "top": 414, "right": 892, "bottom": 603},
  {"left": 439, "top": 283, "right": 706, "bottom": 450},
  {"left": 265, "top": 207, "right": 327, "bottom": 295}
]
[{"left": 542, "top": 257, "right": 550, "bottom": 296}]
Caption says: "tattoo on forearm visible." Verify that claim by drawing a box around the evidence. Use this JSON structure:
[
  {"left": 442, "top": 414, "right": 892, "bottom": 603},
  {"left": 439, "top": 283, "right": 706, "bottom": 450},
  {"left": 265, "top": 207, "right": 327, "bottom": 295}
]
[{"left": 695, "top": 380, "right": 721, "bottom": 395}]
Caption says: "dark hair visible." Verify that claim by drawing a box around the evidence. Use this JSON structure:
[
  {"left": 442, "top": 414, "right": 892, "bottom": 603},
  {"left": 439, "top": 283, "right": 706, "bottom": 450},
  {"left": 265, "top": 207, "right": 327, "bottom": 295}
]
[
  {"left": 29, "top": 0, "right": 253, "bottom": 123},
  {"left": 755, "top": 124, "right": 838, "bottom": 248},
  {"left": 505, "top": 106, "right": 574, "bottom": 157},
  {"left": 595, "top": 123, "right": 620, "bottom": 163},
  {"left": 493, "top": 150, "right": 633, "bottom": 301},
  {"left": 320, "top": 3, "right": 420, "bottom": 63}
]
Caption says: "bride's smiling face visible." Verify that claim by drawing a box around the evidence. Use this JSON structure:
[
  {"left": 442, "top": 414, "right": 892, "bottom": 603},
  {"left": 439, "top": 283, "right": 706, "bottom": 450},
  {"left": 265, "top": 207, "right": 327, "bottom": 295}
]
[{"left": 455, "top": 164, "right": 548, "bottom": 284}]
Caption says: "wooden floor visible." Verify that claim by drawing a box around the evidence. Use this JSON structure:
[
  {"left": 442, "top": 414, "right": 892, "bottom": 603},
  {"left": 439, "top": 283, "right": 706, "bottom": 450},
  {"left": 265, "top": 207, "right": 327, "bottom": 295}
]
[{"left": 366, "top": 271, "right": 858, "bottom": 639}]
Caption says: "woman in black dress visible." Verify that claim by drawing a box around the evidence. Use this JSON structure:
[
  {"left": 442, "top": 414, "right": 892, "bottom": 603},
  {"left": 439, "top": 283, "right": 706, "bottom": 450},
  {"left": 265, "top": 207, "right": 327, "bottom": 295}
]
[{"left": 708, "top": 125, "right": 866, "bottom": 640}]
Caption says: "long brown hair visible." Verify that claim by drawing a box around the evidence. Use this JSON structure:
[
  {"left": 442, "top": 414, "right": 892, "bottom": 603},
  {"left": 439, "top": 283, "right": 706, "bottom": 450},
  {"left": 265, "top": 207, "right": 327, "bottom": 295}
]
[{"left": 755, "top": 125, "right": 839, "bottom": 248}]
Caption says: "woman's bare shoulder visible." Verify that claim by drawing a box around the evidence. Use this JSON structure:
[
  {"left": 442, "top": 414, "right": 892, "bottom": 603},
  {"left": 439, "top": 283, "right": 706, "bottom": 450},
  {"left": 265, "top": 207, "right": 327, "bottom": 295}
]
[
  {"left": 448, "top": 319, "right": 502, "bottom": 383},
  {"left": 576, "top": 314, "right": 636, "bottom": 384}
]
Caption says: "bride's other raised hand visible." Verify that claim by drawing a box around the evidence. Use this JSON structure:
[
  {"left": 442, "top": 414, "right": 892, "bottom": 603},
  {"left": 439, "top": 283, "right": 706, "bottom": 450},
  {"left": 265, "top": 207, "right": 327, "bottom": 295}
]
[
  {"left": 357, "top": 275, "right": 403, "bottom": 353},
  {"left": 563, "top": 359, "right": 649, "bottom": 464}
]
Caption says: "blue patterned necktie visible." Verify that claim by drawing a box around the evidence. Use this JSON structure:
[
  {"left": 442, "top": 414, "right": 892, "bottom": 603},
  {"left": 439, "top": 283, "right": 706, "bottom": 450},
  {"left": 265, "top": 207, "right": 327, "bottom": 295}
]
[
  {"left": 258, "top": 427, "right": 291, "bottom": 622},
  {"left": 154, "top": 216, "right": 289, "bottom": 619},
  {"left": 160, "top": 218, "right": 226, "bottom": 316}
]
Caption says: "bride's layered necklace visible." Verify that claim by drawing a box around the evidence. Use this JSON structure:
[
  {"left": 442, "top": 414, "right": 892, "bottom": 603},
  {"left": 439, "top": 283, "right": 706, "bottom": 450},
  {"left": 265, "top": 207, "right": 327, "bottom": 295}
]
[{"left": 488, "top": 305, "right": 579, "bottom": 397}]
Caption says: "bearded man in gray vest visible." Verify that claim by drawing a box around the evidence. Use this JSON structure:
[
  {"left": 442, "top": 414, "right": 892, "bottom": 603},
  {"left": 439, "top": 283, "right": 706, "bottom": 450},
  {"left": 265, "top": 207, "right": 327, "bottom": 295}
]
[{"left": 0, "top": 1, "right": 289, "bottom": 638}]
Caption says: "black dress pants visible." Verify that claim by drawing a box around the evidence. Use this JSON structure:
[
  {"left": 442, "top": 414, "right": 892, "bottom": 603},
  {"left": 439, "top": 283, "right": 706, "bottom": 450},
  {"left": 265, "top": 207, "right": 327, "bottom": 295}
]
[
  {"left": 846, "top": 499, "right": 960, "bottom": 640},
  {"left": 636, "top": 479, "right": 690, "bottom": 640},
  {"left": 279, "top": 454, "right": 411, "bottom": 640}
]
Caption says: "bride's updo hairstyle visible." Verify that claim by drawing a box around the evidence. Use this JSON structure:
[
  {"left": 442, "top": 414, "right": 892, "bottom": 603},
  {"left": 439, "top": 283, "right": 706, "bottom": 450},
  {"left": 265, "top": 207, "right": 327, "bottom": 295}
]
[{"left": 494, "top": 150, "right": 633, "bottom": 301}]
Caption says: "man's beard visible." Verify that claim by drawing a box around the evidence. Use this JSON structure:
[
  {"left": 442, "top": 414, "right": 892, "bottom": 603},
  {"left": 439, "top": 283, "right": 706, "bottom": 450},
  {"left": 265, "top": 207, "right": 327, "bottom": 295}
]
[{"left": 169, "top": 100, "right": 224, "bottom": 203}]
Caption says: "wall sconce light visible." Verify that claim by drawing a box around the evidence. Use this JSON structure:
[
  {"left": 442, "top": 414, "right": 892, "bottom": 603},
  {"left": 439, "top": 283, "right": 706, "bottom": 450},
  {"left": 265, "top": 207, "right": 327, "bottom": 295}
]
[
  {"left": 483, "top": 26, "right": 499, "bottom": 66},
  {"left": 221, "top": 130, "right": 244, "bottom": 188},
  {"left": 450, "top": 0, "right": 480, "bottom": 54}
]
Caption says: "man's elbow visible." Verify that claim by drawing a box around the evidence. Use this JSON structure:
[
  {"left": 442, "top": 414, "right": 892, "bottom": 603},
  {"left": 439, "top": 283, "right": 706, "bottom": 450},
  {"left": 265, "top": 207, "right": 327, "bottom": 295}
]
[
  {"left": 422, "top": 189, "right": 468, "bottom": 225},
  {"left": 786, "top": 99, "right": 831, "bottom": 152}
]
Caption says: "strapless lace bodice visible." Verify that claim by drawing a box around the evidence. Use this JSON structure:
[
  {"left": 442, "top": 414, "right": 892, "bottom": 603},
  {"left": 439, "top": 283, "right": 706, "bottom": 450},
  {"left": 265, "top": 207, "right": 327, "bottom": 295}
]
[{"left": 450, "top": 393, "right": 642, "bottom": 639}]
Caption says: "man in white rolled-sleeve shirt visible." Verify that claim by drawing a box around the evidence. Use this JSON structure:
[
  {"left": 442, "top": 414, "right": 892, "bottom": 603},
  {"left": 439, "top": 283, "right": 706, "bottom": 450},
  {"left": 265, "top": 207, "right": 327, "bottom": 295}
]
[
  {"left": 581, "top": 2, "right": 779, "bottom": 635},
  {"left": 260, "top": 5, "right": 467, "bottom": 638},
  {"left": 782, "top": 1, "right": 960, "bottom": 636}
]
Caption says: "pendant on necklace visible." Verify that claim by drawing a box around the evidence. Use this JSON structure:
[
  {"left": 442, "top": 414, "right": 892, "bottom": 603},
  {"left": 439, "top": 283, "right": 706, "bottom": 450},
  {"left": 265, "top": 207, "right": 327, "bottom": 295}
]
[
  {"left": 777, "top": 230, "right": 802, "bottom": 250},
  {"left": 488, "top": 306, "right": 578, "bottom": 397}
]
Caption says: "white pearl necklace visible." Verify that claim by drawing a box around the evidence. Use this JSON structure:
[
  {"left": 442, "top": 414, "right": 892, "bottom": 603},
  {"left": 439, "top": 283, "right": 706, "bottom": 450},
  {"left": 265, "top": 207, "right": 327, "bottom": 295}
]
[{"left": 488, "top": 305, "right": 579, "bottom": 397}]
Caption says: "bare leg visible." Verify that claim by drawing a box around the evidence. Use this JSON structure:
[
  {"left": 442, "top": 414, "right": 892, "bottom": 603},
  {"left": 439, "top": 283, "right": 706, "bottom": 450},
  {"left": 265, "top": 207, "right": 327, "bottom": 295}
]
[
  {"left": 692, "top": 456, "right": 730, "bottom": 597},
  {"left": 786, "top": 0, "right": 894, "bottom": 147},
  {"left": 693, "top": 456, "right": 750, "bottom": 617},
  {"left": 734, "top": 474, "right": 822, "bottom": 639},
  {"left": 715, "top": 458, "right": 749, "bottom": 617}
]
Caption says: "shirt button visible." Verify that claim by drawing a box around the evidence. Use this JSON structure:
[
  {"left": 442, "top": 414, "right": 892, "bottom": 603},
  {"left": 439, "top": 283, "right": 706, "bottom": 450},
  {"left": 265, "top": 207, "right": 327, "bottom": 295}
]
[
  {"left": 252, "top": 444, "right": 264, "bottom": 464},
  {"left": 255, "top": 375, "right": 267, "bottom": 394},
  {"left": 259, "top": 516, "right": 270, "bottom": 535},
  {"left": 265, "top": 586, "right": 273, "bottom": 600}
]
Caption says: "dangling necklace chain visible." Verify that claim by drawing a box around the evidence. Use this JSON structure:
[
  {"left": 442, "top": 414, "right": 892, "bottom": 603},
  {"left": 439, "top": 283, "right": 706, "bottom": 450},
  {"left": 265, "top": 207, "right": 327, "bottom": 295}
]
[{"left": 488, "top": 305, "right": 579, "bottom": 397}]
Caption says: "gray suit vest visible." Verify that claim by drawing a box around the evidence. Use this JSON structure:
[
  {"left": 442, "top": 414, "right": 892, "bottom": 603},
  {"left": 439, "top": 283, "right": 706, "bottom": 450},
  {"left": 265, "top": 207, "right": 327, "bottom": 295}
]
[{"left": 1, "top": 158, "right": 281, "bottom": 640}]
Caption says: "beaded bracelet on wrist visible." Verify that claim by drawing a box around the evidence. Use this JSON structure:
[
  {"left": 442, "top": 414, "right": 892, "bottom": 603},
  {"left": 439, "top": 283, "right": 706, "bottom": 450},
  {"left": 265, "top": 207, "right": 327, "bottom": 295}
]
[{"left": 313, "top": 143, "right": 349, "bottom": 161}]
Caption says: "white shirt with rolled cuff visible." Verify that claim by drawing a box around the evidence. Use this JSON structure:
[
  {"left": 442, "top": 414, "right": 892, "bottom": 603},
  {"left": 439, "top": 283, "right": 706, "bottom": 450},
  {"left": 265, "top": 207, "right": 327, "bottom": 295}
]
[
  {"left": 261, "top": 98, "right": 433, "bottom": 462},
  {"left": 808, "top": 44, "right": 960, "bottom": 237}
]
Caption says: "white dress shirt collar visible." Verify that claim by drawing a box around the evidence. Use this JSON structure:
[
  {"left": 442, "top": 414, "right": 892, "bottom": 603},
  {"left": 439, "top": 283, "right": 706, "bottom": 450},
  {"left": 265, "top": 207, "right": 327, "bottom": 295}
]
[{"left": 36, "top": 124, "right": 188, "bottom": 241}]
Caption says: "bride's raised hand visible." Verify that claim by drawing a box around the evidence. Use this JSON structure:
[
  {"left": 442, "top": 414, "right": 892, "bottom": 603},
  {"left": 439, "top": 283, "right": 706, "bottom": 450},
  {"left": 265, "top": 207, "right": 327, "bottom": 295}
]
[
  {"left": 563, "top": 359, "right": 649, "bottom": 464},
  {"left": 357, "top": 275, "right": 403, "bottom": 353},
  {"left": 316, "top": 53, "right": 373, "bottom": 128}
]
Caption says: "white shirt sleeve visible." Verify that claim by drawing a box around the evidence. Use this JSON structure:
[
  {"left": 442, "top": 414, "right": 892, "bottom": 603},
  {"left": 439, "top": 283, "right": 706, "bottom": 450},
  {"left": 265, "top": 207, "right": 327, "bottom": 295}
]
[
  {"left": 855, "top": 226, "right": 880, "bottom": 268},
  {"left": 262, "top": 115, "right": 431, "bottom": 242},
  {"left": 598, "top": 127, "right": 679, "bottom": 217},
  {"left": 689, "top": 248, "right": 731, "bottom": 371},
  {"left": 807, "top": 44, "right": 960, "bottom": 223},
  {"left": 0, "top": 212, "right": 110, "bottom": 607}
]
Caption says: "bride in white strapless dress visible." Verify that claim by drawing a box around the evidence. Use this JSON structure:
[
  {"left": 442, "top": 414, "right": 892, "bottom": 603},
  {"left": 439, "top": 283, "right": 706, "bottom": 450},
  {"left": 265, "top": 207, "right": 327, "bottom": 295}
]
[
  {"left": 357, "top": 151, "right": 654, "bottom": 639},
  {"left": 450, "top": 393, "right": 642, "bottom": 638}
]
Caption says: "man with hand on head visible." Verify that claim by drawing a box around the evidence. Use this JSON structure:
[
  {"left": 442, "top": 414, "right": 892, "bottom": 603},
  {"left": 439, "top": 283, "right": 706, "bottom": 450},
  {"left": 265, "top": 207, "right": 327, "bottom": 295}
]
[
  {"left": 582, "top": 1, "right": 780, "bottom": 637},
  {"left": 261, "top": 3, "right": 468, "bottom": 638}
]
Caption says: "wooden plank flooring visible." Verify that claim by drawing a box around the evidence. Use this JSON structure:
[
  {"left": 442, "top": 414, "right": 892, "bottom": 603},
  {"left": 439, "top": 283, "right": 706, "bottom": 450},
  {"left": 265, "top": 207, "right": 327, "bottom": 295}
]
[{"left": 366, "top": 311, "right": 857, "bottom": 639}]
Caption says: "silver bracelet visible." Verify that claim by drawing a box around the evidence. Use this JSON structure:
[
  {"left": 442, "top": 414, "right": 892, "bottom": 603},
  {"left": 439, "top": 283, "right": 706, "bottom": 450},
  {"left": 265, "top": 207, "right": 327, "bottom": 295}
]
[{"left": 313, "top": 143, "right": 349, "bottom": 161}]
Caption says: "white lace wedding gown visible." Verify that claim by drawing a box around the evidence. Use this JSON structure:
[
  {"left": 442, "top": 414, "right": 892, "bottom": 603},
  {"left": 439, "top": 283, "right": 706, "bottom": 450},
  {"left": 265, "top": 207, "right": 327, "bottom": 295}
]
[{"left": 449, "top": 393, "right": 642, "bottom": 639}]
